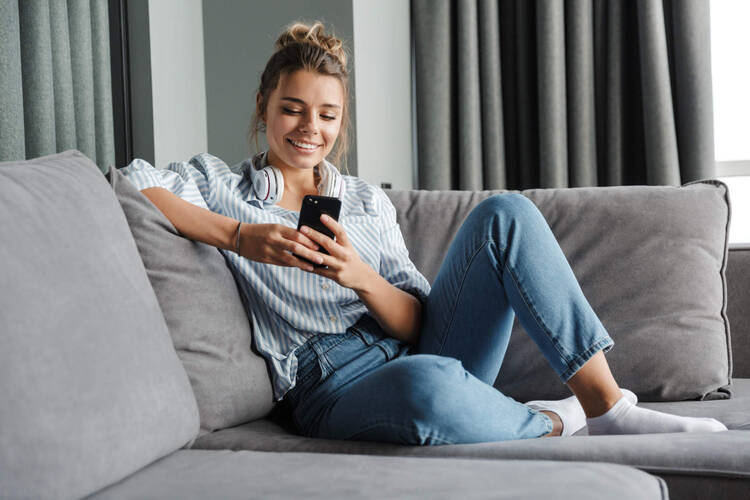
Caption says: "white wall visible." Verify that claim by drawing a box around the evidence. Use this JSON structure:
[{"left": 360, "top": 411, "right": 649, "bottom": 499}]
[
  {"left": 148, "top": 0, "right": 207, "bottom": 167},
  {"left": 127, "top": 0, "right": 207, "bottom": 167},
  {"left": 352, "top": 0, "right": 414, "bottom": 189}
]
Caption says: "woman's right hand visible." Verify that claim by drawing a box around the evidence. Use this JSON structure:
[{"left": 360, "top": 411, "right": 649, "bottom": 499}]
[{"left": 238, "top": 223, "right": 324, "bottom": 271}]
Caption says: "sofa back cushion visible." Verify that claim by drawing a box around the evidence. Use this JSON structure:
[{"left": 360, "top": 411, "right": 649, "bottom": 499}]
[
  {"left": 0, "top": 150, "right": 199, "bottom": 500},
  {"left": 106, "top": 166, "right": 275, "bottom": 433},
  {"left": 387, "top": 180, "right": 731, "bottom": 402}
]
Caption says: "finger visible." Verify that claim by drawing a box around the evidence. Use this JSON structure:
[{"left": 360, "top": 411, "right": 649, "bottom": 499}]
[
  {"left": 319, "top": 214, "right": 350, "bottom": 246},
  {"left": 293, "top": 230, "right": 320, "bottom": 251},
  {"left": 280, "top": 226, "right": 319, "bottom": 250},
  {"left": 299, "top": 225, "right": 344, "bottom": 258},
  {"left": 283, "top": 241, "right": 325, "bottom": 265},
  {"left": 279, "top": 251, "right": 316, "bottom": 272}
]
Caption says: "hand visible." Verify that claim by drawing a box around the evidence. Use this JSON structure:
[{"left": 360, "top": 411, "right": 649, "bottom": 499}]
[
  {"left": 300, "top": 214, "right": 373, "bottom": 290},
  {"left": 238, "top": 223, "right": 324, "bottom": 272}
]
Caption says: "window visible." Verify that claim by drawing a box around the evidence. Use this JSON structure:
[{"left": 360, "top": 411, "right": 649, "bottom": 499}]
[{"left": 711, "top": 0, "right": 750, "bottom": 244}]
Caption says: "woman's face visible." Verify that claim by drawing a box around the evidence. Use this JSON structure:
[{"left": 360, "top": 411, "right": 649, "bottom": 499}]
[{"left": 261, "top": 69, "right": 344, "bottom": 173}]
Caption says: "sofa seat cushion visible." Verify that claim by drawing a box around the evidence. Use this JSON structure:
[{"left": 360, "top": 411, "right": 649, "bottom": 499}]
[
  {"left": 192, "top": 379, "right": 750, "bottom": 499},
  {"left": 88, "top": 449, "right": 666, "bottom": 500},
  {"left": 386, "top": 182, "right": 731, "bottom": 402},
  {"left": 0, "top": 150, "right": 199, "bottom": 500},
  {"left": 193, "top": 424, "right": 750, "bottom": 479},
  {"left": 106, "top": 166, "right": 274, "bottom": 434}
]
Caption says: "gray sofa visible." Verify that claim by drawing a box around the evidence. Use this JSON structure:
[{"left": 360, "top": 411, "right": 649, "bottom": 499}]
[{"left": 3, "top": 149, "right": 749, "bottom": 499}]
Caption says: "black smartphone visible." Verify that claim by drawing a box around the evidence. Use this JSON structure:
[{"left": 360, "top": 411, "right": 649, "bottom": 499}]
[{"left": 294, "top": 195, "right": 342, "bottom": 269}]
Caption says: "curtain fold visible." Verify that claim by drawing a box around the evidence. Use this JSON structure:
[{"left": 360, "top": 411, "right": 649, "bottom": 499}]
[
  {"left": 19, "top": 0, "right": 57, "bottom": 160},
  {"left": 0, "top": 0, "right": 114, "bottom": 172},
  {"left": 412, "top": 0, "right": 716, "bottom": 190},
  {"left": 49, "top": 0, "right": 77, "bottom": 153},
  {"left": 0, "top": 0, "right": 26, "bottom": 161}
]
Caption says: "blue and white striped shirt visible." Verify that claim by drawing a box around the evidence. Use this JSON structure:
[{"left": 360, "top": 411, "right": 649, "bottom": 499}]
[{"left": 120, "top": 153, "right": 431, "bottom": 402}]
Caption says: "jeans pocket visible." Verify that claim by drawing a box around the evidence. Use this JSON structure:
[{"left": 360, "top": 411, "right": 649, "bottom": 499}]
[{"left": 352, "top": 326, "right": 404, "bottom": 361}]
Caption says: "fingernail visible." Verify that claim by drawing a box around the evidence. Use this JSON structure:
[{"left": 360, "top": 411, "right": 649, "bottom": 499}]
[
  {"left": 301, "top": 226, "right": 309, "bottom": 233},
  {"left": 320, "top": 214, "right": 329, "bottom": 221},
  {"left": 316, "top": 257, "right": 324, "bottom": 264}
]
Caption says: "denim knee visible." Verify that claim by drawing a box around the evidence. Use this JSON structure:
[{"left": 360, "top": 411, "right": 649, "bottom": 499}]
[
  {"left": 468, "top": 193, "right": 544, "bottom": 247},
  {"left": 471, "top": 193, "right": 540, "bottom": 227},
  {"left": 484, "top": 192, "right": 539, "bottom": 217},
  {"left": 385, "top": 355, "right": 467, "bottom": 430}
]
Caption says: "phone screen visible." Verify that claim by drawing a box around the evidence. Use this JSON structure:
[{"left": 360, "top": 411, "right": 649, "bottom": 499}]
[{"left": 294, "top": 195, "right": 342, "bottom": 268}]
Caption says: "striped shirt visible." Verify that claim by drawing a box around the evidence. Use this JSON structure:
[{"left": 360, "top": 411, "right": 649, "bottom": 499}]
[{"left": 120, "top": 152, "right": 431, "bottom": 402}]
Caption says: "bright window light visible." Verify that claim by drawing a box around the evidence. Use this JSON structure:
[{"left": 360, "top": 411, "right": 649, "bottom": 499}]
[
  {"left": 711, "top": 0, "right": 750, "bottom": 244},
  {"left": 718, "top": 176, "right": 750, "bottom": 244},
  {"left": 711, "top": 0, "right": 750, "bottom": 162}
]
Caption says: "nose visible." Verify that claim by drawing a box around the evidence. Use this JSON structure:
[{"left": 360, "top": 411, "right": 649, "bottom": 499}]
[{"left": 299, "top": 111, "right": 319, "bottom": 135}]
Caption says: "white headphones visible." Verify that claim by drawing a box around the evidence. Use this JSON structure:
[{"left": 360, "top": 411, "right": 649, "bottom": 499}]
[{"left": 242, "top": 151, "right": 346, "bottom": 205}]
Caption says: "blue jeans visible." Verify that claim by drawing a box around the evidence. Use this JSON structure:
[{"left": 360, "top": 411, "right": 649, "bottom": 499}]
[{"left": 283, "top": 193, "right": 614, "bottom": 445}]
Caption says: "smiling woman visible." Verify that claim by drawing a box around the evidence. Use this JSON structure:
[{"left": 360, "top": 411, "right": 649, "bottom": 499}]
[{"left": 121, "top": 20, "right": 727, "bottom": 449}]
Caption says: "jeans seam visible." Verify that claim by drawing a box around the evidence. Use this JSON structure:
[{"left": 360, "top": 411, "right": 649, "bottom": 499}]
[
  {"left": 341, "top": 419, "right": 457, "bottom": 445},
  {"left": 526, "top": 406, "right": 554, "bottom": 436},
  {"left": 559, "top": 336, "right": 615, "bottom": 382},
  {"left": 503, "top": 259, "right": 573, "bottom": 365},
  {"left": 435, "top": 239, "right": 494, "bottom": 356},
  {"left": 316, "top": 333, "right": 352, "bottom": 356}
]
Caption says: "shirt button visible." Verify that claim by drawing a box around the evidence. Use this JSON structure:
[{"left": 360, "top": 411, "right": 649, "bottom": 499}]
[
  {"left": 329, "top": 315, "right": 337, "bottom": 323},
  {"left": 321, "top": 282, "right": 330, "bottom": 290}
]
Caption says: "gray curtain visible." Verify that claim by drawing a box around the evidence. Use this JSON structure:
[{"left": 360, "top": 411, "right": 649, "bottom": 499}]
[
  {"left": 0, "top": 0, "right": 114, "bottom": 172},
  {"left": 412, "top": 0, "right": 715, "bottom": 190}
]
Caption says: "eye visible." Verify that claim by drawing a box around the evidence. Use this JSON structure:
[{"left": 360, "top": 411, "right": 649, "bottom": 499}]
[
  {"left": 321, "top": 114, "right": 337, "bottom": 121},
  {"left": 282, "top": 107, "right": 301, "bottom": 115}
]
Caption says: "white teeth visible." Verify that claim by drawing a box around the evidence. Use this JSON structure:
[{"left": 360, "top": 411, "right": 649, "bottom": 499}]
[{"left": 289, "top": 139, "right": 318, "bottom": 150}]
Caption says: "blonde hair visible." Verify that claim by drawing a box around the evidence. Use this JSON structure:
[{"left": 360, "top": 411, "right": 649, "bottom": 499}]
[{"left": 249, "top": 21, "right": 350, "bottom": 172}]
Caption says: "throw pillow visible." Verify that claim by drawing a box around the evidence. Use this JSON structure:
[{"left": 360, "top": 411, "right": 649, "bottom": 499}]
[{"left": 106, "top": 165, "right": 275, "bottom": 433}]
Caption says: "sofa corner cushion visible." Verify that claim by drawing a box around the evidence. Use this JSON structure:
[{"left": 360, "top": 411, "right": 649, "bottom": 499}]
[
  {"left": 497, "top": 180, "right": 732, "bottom": 401},
  {"left": 106, "top": 165, "right": 274, "bottom": 432},
  {"left": 0, "top": 150, "right": 199, "bottom": 500}
]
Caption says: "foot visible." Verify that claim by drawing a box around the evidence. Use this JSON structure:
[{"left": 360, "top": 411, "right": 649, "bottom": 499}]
[
  {"left": 526, "top": 389, "right": 637, "bottom": 437},
  {"left": 586, "top": 396, "right": 727, "bottom": 435}
]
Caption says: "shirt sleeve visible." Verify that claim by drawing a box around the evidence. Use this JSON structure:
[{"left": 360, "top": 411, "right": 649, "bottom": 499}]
[
  {"left": 374, "top": 186, "right": 432, "bottom": 303},
  {"left": 119, "top": 158, "right": 213, "bottom": 210}
]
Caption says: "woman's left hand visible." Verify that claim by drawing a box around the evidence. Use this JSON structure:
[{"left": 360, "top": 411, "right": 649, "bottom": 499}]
[{"left": 299, "top": 214, "right": 373, "bottom": 291}]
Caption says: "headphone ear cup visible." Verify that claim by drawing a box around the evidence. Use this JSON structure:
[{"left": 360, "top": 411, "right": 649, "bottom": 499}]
[{"left": 252, "top": 166, "right": 284, "bottom": 204}]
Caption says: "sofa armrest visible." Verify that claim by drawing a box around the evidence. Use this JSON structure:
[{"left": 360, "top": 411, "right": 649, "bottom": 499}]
[{"left": 727, "top": 244, "right": 750, "bottom": 378}]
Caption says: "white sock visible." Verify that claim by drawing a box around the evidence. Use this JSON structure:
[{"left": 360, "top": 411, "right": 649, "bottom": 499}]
[
  {"left": 586, "top": 396, "right": 727, "bottom": 435},
  {"left": 526, "top": 389, "right": 637, "bottom": 437}
]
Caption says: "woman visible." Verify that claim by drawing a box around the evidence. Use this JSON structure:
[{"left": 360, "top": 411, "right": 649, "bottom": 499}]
[{"left": 122, "top": 21, "right": 726, "bottom": 444}]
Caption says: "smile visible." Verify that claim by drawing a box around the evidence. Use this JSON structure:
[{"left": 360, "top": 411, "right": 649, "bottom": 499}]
[{"left": 287, "top": 138, "right": 321, "bottom": 151}]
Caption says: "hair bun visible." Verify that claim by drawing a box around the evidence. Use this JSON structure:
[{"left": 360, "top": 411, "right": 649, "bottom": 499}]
[{"left": 275, "top": 21, "right": 347, "bottom": 69}]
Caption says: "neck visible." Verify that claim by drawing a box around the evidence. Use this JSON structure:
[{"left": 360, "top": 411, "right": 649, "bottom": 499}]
[{"left": 266, "top": 150, "right": 319, "bottom": 196}]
